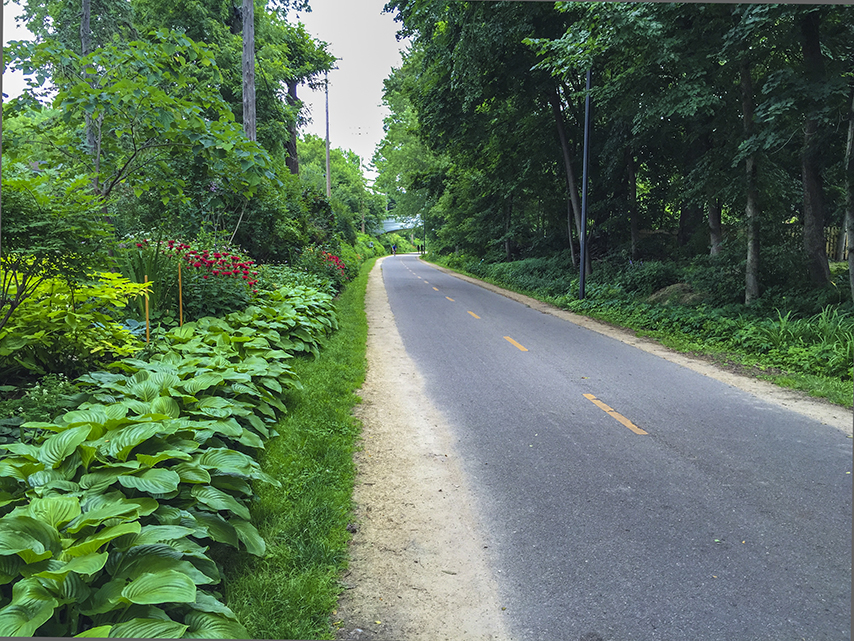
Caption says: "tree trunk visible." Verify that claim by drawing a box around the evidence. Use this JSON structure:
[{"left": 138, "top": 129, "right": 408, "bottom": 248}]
[
  {"left": 800, "top": 11, "right": 831, "bottom": 286},
  {"left": 845, "top": 89, "right": 854, "bottom": 302},
  {"left": 708, "top": 199, "right": 723, "bottom": 256},
  {"left": 242, "top": 0, "right": 256, "bottom": 142},
  {"left": 548, "top": 86, "right": 579, "bottom": 267},
  {"left": 285, "top": 80, "right": 299, "bottom": 175},
  {"left": 627, "top": 151, "right": 640, "bottom": 260},
  {"left": 741, "top": 58, "right": 761, "bottom": 305},
  {"left": 678, "top": 203, "right": 703, "bottom": 250}
]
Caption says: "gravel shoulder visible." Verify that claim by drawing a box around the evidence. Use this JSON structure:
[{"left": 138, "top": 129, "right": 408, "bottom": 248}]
[{"left": 333, "top": 256, "right": 852, "bottom": 641}]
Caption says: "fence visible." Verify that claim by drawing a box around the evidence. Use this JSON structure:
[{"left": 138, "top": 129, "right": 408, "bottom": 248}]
[{"left": 825, "top": 226, "right": 849, "bottom": 261}]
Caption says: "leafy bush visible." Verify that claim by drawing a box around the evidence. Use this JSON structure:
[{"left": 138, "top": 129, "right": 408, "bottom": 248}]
[
  {"left": 0, "top": 374, "right": 79, "bottom": 445},
  {"left": 116, "top": 236, "right": 261, "bottom": 323},
  {"left": 297, "top": 246, "right": 348, "bottom": 290},
  {"left": 0, "top": 285, "right": 338, "bottom": 637},
  {"left": 0, "top": 273, "right": 146, "bottom": 380}
]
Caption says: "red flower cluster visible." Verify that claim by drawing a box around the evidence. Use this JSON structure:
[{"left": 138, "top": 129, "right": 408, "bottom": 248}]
[
  {"left": 133, "top": 238, "right": 261, "bottom": 294},
  {"left": 322, "top": 251, "right": 346, "bottom": 279}
]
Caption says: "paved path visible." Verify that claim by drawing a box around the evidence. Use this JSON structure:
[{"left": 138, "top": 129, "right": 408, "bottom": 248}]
[{"left": 383, "top": 254, "right": 852, "bottom": 641}]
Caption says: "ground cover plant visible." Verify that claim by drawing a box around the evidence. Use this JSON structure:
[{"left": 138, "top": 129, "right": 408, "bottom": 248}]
[
  {"left": 0, "top": 283, "right": 339, "bottom": 637},
  {"left": 217, "top": 257, "right": 374, "bottom": 640},
  {"left": 428, "top": 252, "right": 854, "bottom": 408}
]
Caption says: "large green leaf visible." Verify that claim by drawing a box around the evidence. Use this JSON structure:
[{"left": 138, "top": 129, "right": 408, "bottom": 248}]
[
  {"left": 66, "top": 500, "right": 141, "bottom": 534},
  {"left": 60, "top": 409, "right": 110, "bottom": 428},
  {"left": 118, "top": 469, "right": 180, "bottom": 494},
  {"left": 191, "top": 591, "right": 239, "bottom": 617},
  {"left": 232, "top": 519, "right": 266, "bottom": 556},
  {"left": 27, "top": 496, "right": 81, "bottom": 528},
  {"left": 184, "top": 610, "right": 249, "bottom": 639},
  {"left": 0, "top": 578, "right": 58, "bottom": 636},
  {"left": 238, "top": 428, "right": 264, "bottom": 449},
  {"left": 150, "top": 396, "right": 180, "bottom": 419},
  {"left": 190, "top": 511, "right": 238, "bottom": 547},
  {"left": 0, "top": 516, "right": 61, "bottom": 564},
  {"left": 196, "top": 448, "right": 255, "bottom": 477},
  {"left": 181, "top": 373, "right": 224, "bottom": 395},
  {"left": 135, "top": 449, "right": 192, "bottom": 467},
  {"left": 172, "top": 462, "right": 211, "bottom": 484},
  {"left": 191, "top": 485, "right": 250, "bottom": 521},
  {"left": 149, "top": 371, "right": 181, "bottom": 391},
  {"left": 35, "top": 552, "right": 108, "bottom": 579},
  {"left": 103, "top": 422, "right": 166, "bottom": 461},
  {"left": 0, "top": 554, "right": 23, "bottom": 584},
  {"left": 38, "top": 425, "right": 91, "bottom": 469},
  {"left": 127, "top": 380, "right": 160, "bottom": 403},
  {"left": 195, "top": 396, "right": 237, "bottom": 419},
  {"left": 108, "top": 617, "right": 188, "bottom": 638},
  {"left": 132, "top": 525, "right": 197, "bottom": 546},
  {"left": 64, "top": 522, "right": 142, "bottom": 558},
  {"left": 120, "top": 569, "right": 196, "bottom": 605},
  {"left": 79, "top": 464, "right": 140, "bottom": 492},
  {"left": 74, "top": 624, "right": 113, "bottom": 637}
]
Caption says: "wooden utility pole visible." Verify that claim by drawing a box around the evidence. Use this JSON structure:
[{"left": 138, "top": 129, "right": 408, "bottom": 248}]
[{"left": 242, "top": 0, "right": 256, "bottom": 141}]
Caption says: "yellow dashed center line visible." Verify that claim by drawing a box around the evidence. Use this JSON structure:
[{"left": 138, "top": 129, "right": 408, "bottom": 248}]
[
  {"left": 503, "top": 336, "right": 528, "bottom": 352},
  {"left": 468, "top": 311, "right": 481, "bottom": 319},
  {"left": 583, "top": 394, "right": 648, "bottom": 435},
  {"left": 446, "top": 296, "right": 455, "bottom": 302},
  {"left": 433, "top": 287, "right": 439, "bottom": 291}
]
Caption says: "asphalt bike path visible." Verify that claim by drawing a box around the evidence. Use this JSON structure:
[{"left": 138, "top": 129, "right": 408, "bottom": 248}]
[{"left": 381, "top": 254, "right": 852, "bottom": 641}]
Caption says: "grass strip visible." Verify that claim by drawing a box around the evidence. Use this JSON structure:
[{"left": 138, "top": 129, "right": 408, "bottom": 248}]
[{"left": 218, "top": 258, "right": 375, "bottom": 640}]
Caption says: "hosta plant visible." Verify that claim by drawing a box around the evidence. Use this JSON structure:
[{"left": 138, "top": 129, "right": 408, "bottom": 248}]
[{"left": 0, "top": 281, "right": 338, "bottom": 637}]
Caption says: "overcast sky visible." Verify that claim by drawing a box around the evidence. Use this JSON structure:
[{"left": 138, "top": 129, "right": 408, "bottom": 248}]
[
  {"left": 2, "top": 0, "right": 409, "bottom": 180},
  {"left": 295, "top": 0, "right": 410, "bottom": 180}
]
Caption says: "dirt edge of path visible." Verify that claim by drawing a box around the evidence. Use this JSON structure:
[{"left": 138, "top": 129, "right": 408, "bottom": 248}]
[
  {"left": 428, "top": 261, "right": 853, "bottom": 436},
  {"left": 334, "top": 258, "right": 513, "bottom": 641}
]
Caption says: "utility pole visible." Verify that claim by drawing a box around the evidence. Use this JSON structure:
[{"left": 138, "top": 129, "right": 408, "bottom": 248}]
[
  {"left": 325, "top": 71, "right": 331, "bottom": 199},
  {"left": 242, "top": 0, "right": 256, "bottom": 141}
]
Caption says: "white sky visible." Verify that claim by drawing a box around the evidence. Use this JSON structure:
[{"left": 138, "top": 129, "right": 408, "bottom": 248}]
[{"left": 2, "top": 0, "right": 409, "bottom": 180}]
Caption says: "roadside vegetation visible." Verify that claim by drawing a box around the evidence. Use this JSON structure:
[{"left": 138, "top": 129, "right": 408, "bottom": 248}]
[
  {"left": 376, "top": 2, "right": 853, "bottom": 408},
  {"left": 428, "top": 252, "right": 853, "bottom": 408},
  {"left": 216, "top": 258, "right": 373, "bottom": 640}
]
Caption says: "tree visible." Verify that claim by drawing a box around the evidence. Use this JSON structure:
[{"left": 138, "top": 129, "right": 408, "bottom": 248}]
[{"left": 9, "top": 30, "right": 276, "bottom": 208}]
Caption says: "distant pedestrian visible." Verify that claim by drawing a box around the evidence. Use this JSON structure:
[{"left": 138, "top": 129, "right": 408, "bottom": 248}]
[{"left": 392, "top": 244, "right": 397, "bottom": 256}]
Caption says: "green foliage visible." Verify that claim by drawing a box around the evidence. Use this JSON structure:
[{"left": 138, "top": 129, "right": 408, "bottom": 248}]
[
  {"left": 0, "top": 375, "right": 79, "bottom": 445},
  {"left": 0, "top": 283, "right": 338, "bottom": 637},
  {"left": 0, "top": 165, "right": 114, "bottom": 337},
  {"left": 221, "top": 258, "right": 373, "bottom": 640},
  {"left": 8, "top": 30, "right": 276, "bottom": 204},
  {"left": 115, "top": 236, "right": 262, "bottom": 324},
  {"left": 297, "top": 247, "right": 348, "bottom": 291},
  {"left": 0, "top": 273, "right": 147, "bottom": 381}
]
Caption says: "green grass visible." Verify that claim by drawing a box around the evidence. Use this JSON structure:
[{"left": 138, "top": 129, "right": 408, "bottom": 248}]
[{"left": 218, "top": 258, "right": 374, "bottom": 640}]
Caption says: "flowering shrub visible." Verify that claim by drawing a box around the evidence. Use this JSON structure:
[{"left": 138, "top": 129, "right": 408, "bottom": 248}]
[
  {"left": 298, "top": 245, "right": 349, "bottom": 289},
  {"left": 118, "top": 236, "right": 261, "bottom": 321}
]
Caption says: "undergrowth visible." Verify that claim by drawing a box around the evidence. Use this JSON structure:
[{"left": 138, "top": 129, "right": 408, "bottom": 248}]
[{"left": 218, "top": 258, "right": 373, "bottom": 639}]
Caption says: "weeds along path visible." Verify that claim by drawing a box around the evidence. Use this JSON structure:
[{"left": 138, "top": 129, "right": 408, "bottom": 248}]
[{"left": 335, "top": 257, "right": 512, "bottom": 641}]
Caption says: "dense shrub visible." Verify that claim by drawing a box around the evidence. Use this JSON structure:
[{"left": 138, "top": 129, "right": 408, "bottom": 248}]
[
  {"left": 0, "top": 285, "right": 338, "bottom": 637},
  {"left": 0, "top": 273, "right": 146, "bottom": 381}
]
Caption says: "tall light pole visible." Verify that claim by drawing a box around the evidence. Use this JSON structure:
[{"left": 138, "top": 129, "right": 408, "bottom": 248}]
[{"left": 579, "top": 69, "right": 592, "bottom": 300}]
